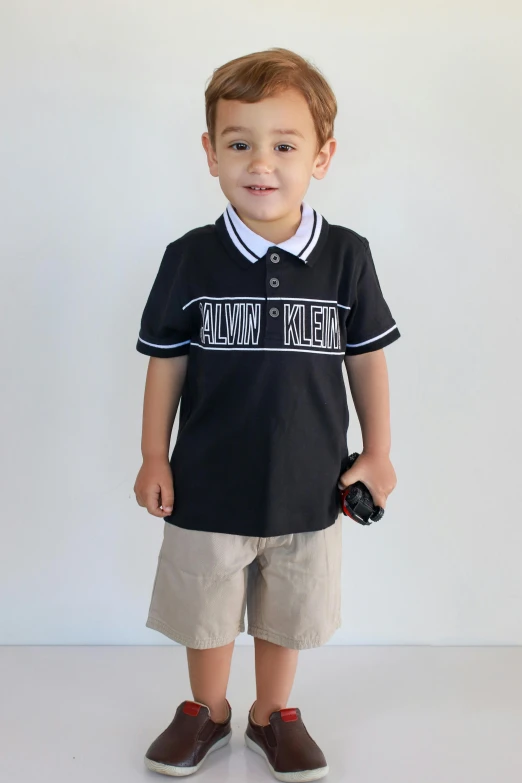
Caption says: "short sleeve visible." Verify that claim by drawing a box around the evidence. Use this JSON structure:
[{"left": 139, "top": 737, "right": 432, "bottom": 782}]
[
  {"left": 136, "top": 243, "right": 193, "bottom": 358},
  {"left": 345, "top": 239, "right": 401, "bottom": 356}
]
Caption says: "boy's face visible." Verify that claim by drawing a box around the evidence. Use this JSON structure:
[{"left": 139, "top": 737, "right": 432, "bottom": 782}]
[{"left": 202, "top": 88, "right": 336, "bottom": 237}]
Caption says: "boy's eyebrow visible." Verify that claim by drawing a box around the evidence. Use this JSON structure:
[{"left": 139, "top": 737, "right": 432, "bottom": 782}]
[{"left": 220, "top": 125, "right": 305, "bottom": 139}]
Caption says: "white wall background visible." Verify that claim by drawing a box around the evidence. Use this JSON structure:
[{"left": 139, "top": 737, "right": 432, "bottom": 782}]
[{"left": 1, "top": 1, "right": 521, "bottom": 645}]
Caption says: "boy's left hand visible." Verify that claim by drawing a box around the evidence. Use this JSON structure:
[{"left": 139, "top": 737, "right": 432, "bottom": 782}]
[{"left": 337, "top": 451, "right": 397, "bottom": 509}]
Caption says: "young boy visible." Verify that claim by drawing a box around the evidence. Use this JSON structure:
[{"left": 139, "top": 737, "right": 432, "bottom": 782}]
[{"left": 134, "top": 47, "right": 400, "bottom": 781}]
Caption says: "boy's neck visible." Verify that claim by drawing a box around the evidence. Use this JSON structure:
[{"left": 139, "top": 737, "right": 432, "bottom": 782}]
[{"left": 231, "top": 203, "right": 303, "bottom": 245}]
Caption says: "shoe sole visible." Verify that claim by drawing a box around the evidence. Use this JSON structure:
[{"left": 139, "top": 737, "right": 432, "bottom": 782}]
[
  {"left": 144, "top": 730, "right": 231, "bottom": 777},
  {"left": 244, "top": 732, "right": 329, "bottom": 782}
]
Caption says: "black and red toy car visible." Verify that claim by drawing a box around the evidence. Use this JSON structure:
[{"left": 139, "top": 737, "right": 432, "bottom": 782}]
[{"left": 338, "top": 452, "right": 385, "bottom": 526}]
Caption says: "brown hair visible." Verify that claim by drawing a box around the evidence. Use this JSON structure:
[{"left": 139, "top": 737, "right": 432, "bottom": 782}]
[{"left": 204, "top": 47, "right": 337, "bottom": 156}]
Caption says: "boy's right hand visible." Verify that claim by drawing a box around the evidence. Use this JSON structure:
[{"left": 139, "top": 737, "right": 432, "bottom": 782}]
[{"left": 133, "top": 456, "right": 175, "bottom": 518}]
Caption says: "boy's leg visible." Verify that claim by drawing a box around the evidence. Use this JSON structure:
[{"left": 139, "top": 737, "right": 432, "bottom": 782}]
[
  {"left": 252, "top": 638, "right": 299, "bottom": 725},
  {"left": 186, "top": 641, "right": 235, "bottom": 723},
  {"left": 247, "top": 520, "right": 343, "bottom": 725}
]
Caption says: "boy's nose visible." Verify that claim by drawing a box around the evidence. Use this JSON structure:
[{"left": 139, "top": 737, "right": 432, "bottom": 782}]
[{"left": 248, "top": 155, "right": 273, "bottom": 172}]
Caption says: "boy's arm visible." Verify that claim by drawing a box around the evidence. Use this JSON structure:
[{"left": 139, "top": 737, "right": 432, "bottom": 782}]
[
  {"left": 341, "top": 349, "right": 396, "bottom": 506},
  {"left": 344, "top": 349, "right": 390, "bottom": 456},
  {"left": 141, "top": 355, "right": 188, "bottom": 460}
]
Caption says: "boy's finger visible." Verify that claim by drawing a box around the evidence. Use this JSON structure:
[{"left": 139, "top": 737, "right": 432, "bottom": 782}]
[
  {"left": 147, "top": 506, "right": 169, "bottom": 518},
  {"left": 145, "top": 487, "right": 170, "bottom": 516},
  {"left": 338, "top": 468, "right": 357, "bottom": 490},
  {"left": 372, "top": 491, "right": 387, "bottom": 509},
  {"left": 160, "top": 486, "right": 174, "bottom": 513}
]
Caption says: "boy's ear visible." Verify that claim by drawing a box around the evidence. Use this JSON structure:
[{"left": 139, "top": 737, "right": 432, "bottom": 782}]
[
  {"left": 312, "top": 137, "right": 337, "bottom": 181},
  {"left": 201, "top": 132, "right": 219, "bottom": 177}
]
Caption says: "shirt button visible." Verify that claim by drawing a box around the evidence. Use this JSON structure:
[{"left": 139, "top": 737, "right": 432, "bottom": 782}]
[
  {"left": 269, "top": 307, "right": 279, "bottom": 317},
  {"left": 270, "top": 252, "right": 280, "bottom": 263},
  {"left": 269, "top": 278, "right": 280, "bottom": 288}
]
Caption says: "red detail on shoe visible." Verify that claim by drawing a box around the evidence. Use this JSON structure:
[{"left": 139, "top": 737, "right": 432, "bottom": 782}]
[
  {"left": 280, "top": 708, "right": 298, "bottom": 722},
  {"left": 183, "top": 701, "right": 201, "bottom": 716}
]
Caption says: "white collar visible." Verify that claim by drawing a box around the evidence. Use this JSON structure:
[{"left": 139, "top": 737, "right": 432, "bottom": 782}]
[{"left": 223, "top": 201, "right": 323, "bottom": 264}]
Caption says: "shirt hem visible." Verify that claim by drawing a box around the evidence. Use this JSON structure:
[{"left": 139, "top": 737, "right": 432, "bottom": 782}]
[{"left": 163, "top": 514, "right": 341, "bottom": 537}]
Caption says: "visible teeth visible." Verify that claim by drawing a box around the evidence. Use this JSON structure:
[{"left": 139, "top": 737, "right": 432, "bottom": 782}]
[{"left": 250, "top": 186, "right": 269, "bottom": 190}]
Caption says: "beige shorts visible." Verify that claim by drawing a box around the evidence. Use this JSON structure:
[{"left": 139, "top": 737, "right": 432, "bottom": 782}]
[{"left": 145, "top": 517, "right": 343, "bottom": 651}]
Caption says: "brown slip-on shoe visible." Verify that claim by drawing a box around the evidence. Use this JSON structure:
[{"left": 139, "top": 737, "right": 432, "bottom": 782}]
[
  {"left": 245, "top": 702, "right": 329, "bottom": 781},
  {"left": 144, "top": 698, "right": 232, "bottom": 777}
]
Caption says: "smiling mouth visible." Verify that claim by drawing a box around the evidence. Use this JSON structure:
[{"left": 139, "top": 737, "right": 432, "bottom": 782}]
[{"left": 244, "top": 186, "right": 277, "bottom": 191}]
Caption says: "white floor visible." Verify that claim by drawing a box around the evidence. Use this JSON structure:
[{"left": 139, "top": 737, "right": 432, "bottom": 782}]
[{"left": 1, "top": 645, "right": 521, "bottom": 782}]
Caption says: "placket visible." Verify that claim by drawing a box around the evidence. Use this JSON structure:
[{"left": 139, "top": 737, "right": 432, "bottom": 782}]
[{"left": 263, "top": 247, "right": 286, "bottom": 347}]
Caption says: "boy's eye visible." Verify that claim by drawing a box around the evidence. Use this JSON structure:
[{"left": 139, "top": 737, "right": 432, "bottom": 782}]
[{"left": 229, "top": 143, "right": 294, "bottom": 153}]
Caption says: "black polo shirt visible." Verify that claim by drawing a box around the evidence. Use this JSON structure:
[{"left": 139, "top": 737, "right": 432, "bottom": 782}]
[{"left": 136, "top": 201, "right": 400, "bottom": 537}]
